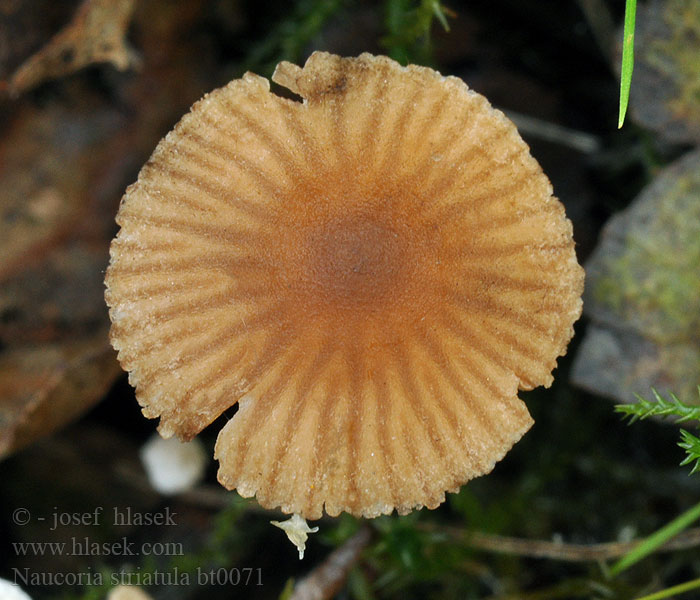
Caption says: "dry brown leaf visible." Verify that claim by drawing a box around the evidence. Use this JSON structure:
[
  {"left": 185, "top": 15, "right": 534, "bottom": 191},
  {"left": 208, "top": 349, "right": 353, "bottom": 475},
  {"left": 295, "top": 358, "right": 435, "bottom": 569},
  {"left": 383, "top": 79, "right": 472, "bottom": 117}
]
[
  {"left": 0, "top": 330, "right": 120, "bottom": 458},
  {"left": 0, "top": 0, "right": 216, "bottom": 457}
]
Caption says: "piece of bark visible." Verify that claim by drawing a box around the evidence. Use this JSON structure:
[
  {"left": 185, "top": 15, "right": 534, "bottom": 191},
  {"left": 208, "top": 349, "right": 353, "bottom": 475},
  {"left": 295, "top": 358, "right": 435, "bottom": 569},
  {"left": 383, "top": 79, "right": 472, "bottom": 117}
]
[
  {"left": 0, "top": 0, "right": 80, "bottom": 81},
  {"left": 4, "top": 0, "right": 138, "bottom": 97}
]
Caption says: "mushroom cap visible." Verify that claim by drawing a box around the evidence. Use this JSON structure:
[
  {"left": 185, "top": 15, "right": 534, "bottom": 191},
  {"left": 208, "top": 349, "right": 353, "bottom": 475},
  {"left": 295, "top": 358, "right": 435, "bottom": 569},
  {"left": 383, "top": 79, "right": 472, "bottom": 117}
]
[
  {"left": 139, "top": 434, "right": 208, "bottom": 495},
  {"left": 105, "top": 52, "right": 584, "bottom": 519},
  {"left": 0, "top": 579, "right": 32, "bottom": 600}
]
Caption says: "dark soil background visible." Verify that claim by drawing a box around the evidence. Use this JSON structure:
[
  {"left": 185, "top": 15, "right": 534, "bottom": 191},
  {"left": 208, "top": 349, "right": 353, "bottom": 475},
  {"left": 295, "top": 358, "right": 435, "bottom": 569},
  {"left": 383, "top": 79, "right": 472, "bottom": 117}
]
[{"left": 1, "top": 1, "right": 699, "bottom": 599}]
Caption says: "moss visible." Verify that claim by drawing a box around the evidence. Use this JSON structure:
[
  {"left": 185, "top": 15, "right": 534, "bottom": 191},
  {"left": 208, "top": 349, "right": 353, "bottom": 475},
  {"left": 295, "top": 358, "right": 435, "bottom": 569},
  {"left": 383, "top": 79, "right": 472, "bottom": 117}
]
[
  {"left": 645, "top": 0, "right": 700, "bottom": 127},
  {"left": 657, "top": 344, "right": 700, "bottom": 402}
]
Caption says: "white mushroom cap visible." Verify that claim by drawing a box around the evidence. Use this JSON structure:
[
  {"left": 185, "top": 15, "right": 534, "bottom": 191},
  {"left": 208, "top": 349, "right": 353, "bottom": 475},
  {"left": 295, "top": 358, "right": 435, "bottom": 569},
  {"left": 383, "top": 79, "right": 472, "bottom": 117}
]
[
  {"left": 0, "top": 579, "right": 32, "bottom": 600},
  {"left": 107, "top": 586, "right": 154, "bottom": 600},
  {"left": 140, "top": 434, "right": 207, "bottom": 495}
]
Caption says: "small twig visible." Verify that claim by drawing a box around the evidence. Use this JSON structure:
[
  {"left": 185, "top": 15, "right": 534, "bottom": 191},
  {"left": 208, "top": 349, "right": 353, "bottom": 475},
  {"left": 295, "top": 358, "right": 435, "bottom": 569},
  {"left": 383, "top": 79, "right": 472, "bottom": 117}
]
[
  {"left": 576, "top": 0, "right": 616, "bottom": 66},
  {"left": 416, "top": 523, "right": 700, "bottom": 562},
  {"left": 504, "top": 110, "right": 601, "bottom": 154},
  {"left": 289, "top": 526, "right": 373, "bottom": 600}
]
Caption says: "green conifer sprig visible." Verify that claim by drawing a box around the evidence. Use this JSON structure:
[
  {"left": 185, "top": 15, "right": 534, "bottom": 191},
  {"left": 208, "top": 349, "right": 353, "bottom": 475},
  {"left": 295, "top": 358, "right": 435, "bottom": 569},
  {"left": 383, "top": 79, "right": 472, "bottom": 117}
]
[
  {"left": 616, "top": 387, "right": 700, "bottom": 475},
  {"left": 678, "top": 429, "right": 700, "bottom": 475},
  {"left": 615, "top": 387, "right": 700, "bottom": 425}
]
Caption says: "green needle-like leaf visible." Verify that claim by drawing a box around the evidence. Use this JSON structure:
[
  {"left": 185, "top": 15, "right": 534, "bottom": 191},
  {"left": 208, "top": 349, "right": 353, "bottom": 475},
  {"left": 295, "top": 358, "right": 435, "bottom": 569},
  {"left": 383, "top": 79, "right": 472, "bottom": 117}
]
[
  {"left": 609, "top": 499, "right": 700, "bottom": 576},
  {"left": 431, "top": 0, "right": 450, "bottom": 32},
  {"left": 633, "top": 576, "right": 700, "bottom": 600},
  {"left": 618, "top": 0, "right": 637, "bottom": 128}
]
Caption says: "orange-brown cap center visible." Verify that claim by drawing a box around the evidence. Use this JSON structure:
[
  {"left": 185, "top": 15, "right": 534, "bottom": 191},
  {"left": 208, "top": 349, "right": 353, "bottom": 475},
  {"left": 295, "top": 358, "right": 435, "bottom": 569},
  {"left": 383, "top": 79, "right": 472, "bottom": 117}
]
[{"left": 306, "top": 216, "right": 405, "bottom": 306}]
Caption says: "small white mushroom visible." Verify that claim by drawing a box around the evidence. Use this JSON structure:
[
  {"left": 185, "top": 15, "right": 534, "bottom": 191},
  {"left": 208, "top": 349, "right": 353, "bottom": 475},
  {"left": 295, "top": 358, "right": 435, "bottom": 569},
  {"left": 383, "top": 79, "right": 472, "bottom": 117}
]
[
  {"left": 107, "top": 586, "right": 154, "bottom": 600},
  {"left": 0, "top": 578, "right": 32, "bottom": 600},
  {"left": 139, "top": 434, "right": 207, "bottom": 495}
]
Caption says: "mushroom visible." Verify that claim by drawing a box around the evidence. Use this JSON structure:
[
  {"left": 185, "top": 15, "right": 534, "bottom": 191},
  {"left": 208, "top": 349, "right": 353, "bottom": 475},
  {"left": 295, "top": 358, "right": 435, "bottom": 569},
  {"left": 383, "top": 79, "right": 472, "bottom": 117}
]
[
  {"left": 139, "top": 433, "right": 208, "bottom": 495},
  {"left": 107, "top": 586, "right": 153, "bottom": 600},
  {"left": 0, "top": 579, "right": 32, "bottom": 600},
  {"left": 105, "top": 52, "right": 584, "bottom": 520}
]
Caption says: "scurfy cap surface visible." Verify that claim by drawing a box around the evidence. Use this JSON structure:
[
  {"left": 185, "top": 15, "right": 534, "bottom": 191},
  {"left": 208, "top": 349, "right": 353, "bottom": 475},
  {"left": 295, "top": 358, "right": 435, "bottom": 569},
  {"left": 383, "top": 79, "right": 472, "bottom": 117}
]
[{"left": 105, "top": 52, "right": 584, "bottom": 519}]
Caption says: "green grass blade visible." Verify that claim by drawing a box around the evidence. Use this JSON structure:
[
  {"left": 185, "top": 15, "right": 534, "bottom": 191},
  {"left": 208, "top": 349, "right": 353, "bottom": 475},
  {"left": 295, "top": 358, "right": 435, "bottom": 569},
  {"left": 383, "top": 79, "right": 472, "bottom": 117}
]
[
  {"left": 618, "top": 0, "right": 637, "bottom": 128},
  {"left": 430, "top": 0, "right": 450, "bottom": 32},
  {"left": 633, "top": 576, "right": 700, "bottom": 600},
  {"left": 609, "top": 500, "right": 700, "bottom": 576}
]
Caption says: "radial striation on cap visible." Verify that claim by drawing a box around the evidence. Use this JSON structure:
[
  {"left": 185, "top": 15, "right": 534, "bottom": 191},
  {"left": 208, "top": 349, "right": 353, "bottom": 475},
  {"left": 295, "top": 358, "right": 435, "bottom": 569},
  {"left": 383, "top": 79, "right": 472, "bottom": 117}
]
[{"left": 105, "top": 52, "right": 584, "bottom": 519}]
